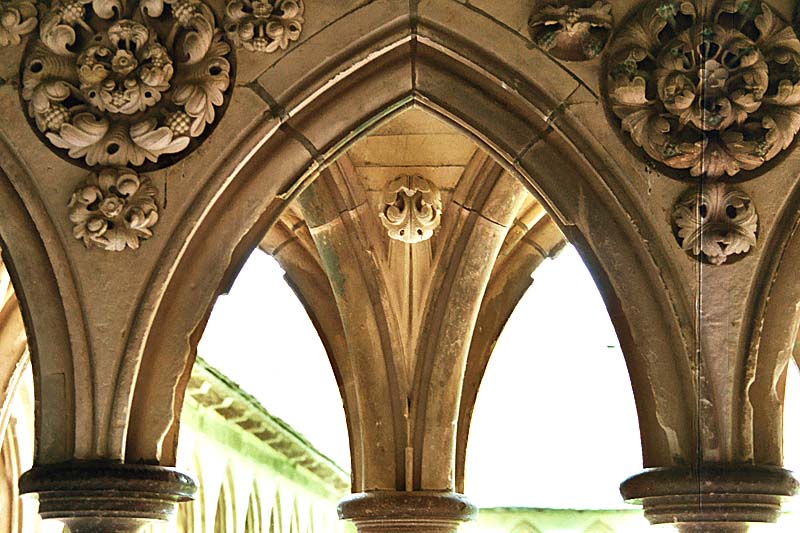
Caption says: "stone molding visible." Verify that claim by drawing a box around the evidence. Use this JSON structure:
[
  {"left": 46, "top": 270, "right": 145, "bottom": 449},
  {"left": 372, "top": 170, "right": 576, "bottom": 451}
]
[
  {"left": 223, "top": 0, "right": 304, "bottom": 53},
  {"left": 606, "top": 0, "right": 800, "bottom": 179},
  {"left": 620, "top": 464, "right": 799, "bottom": 526},
  {"left": 528, "top": 0, "right": 613, "bottom": 61},
  {"left": 18, "top": 461, "right": 196, "bottom": 532},
  {"left": 379, "top": 174, "right": 442, "bottom": 244},
  {"left": 671, "top": 182, "right": 757, "bottom": 265},
  {"left": 20, "top": 0, "right": 232, "bottom": 169},
  {"left": 338, "top": 491, "right": 477, "bottom": 533}
]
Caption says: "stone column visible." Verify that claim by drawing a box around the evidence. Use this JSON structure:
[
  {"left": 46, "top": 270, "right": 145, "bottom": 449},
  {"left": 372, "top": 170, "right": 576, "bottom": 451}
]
[
  {"left": 19, "top": 462, "right": 196, "bottom": 533},
  {"left": 620, "top": 464, "right": 798, "bottom": 532},
  {"left": 338, "top": 491, "right": 476, "bottom": 533}
]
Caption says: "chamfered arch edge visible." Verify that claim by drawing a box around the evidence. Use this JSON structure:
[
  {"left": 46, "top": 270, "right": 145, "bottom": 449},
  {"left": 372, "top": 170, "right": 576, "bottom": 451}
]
[
  {"left": 0, "top": 139, "right": 91, "bottom": 464},
  {"left": 123, "top": 16, "right": 696, "bottom": 476}
]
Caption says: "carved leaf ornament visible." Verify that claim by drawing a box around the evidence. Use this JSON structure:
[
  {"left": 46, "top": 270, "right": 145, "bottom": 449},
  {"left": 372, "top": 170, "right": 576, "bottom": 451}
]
[
  {"left": 21, "top": 0, "right": 232, "bottom": 168},
  {"left": 224, "top": 0, "right": 304, "bottom": 53},
  {"left": 0, "top": 0, "right": 37, "bottom": 47},
  {"left": 379, "top": 175, "right": 443, "bottom": 244},
  {"left": 671, "top": 182, "right": 757, "bottom": 264},
  {"left": 529, "top": 0, "right": 613, "bottom": 61},
  {"left": 69, "top": 167, "right": 159, "bottom": 251},
  {"left": 606, "top": 0, "right": 800, "bottom": 179}
]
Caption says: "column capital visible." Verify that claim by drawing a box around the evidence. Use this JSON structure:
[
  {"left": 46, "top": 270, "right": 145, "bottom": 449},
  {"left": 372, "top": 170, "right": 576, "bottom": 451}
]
[
  {"left": 19, "top": 461, "right": 196, "bottom": 533},
  {"left": 620, "top": 464, "right": 798, "bottom": 528},
  {"left": 338, "top": 491, "right": 477, "bottom": 532}
]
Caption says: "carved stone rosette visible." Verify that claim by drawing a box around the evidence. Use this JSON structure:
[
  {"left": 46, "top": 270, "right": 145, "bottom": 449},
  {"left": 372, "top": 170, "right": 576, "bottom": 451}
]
[
  {"left": 671, "top": 182, "right": 757, "bottom": 265},
  {"left": 21, "top": 0, "right": 232, "bottom": 169},
  {"left": 606, "top": 0, "right": 800, "bottom": 179},
  {"left": 0, "top": 0, "right": 37, "bottom": 47},
  {"left": 529, "top": 1, "right": 613, "bottom": 61},
  {"left": 69, "top": 167, "right": 159, "bottom": 251},
  {"left": 223, "top": 0, "right": 304, "bottom": 53},
  {"left": 379, "top": 175, "right": 442, "bottom": 244}
]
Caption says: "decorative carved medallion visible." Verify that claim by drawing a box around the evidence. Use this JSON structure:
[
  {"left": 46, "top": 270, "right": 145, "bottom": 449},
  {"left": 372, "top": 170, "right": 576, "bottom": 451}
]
[
  {"left": 0, "top": 0, "right": 37, "bottom": 47},
  {"left": 672, "top": 182, "right": 757, "bottom": 265},
  {"left": 224, "top": 0, "right": 304, "bottom": 53},
  {"left": 529, "top": 0, "right": 613, "bottom": 61},
  {"left": 69, "top": 167, "right": 159, "bottom": 251},
  {"left": 606, "top": 0, "right": 800, "bottom": 179},
  {"left": 21, "top": 0, "right": 232, "bottom": 169},
  {"left": 379, "top": 175, "right": 442, "bottom": 244}
]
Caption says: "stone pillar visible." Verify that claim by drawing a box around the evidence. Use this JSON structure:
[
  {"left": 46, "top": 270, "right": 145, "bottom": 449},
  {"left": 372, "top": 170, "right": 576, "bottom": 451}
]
[
  {"left": 620, "top": 464, "right": 798, "bottom": 531},
  {"left": 338, "top": 491, "right": 476, "bottom": 533},
  {"left": 19, "top": 462, "right": 196, "bottom": 533}
]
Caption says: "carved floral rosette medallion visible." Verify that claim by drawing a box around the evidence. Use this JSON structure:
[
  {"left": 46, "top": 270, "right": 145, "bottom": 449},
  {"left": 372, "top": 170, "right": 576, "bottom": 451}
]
[
  {"left": 0, "top": 0, "right": 37, "bottom": 47},
  {"left": 529, "top": 0, "right": 613, "bottom": 61},
  {"left": 69, "top": 167, "right": 159, "bottom": 251},
  {"left": 671, "top": 182, "right": 757, "bottom": 264},
  {"left": 606, "top": 0, "right": 800, "bottom": 179},
  {"left": 379, "top": 175, "right": 442, "bottom": 244},
  {"left": 21, "top": 0, "right": 232, "bottom": 169},
  {"left": 223, "top": 0, "right": 303, "bottom": 53}
]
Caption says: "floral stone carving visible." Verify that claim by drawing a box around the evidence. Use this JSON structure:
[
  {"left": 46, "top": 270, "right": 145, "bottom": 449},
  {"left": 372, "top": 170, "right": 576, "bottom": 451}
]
[
  {"left": 606, "top": 0, "right": 800, "bottom": 179},
  {"left": 529, "top": 0, "right": 613, "bottom": 61},
  {"left": 21, "top": 0, "right": 232, "bottom": 169},
  {"left": 379, "top": 175, "right": 442, "bottom": 244},
  {"left": 0, "top": 0, "right": 37, "bottom": 47},
  {"left": 69, "top": 167, "right": 159, "bottom": 251},
  {"left": 672, "top": 182, "right": 757, "bottom": 265},
  {"left": 224, "top": 0, "right": 303, "bottom": 53}
]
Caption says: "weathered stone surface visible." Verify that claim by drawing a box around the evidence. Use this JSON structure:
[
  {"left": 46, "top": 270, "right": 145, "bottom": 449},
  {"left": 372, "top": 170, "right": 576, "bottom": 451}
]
[
  {"left": 338, "top": 491, "right": 476, "bottom": 533},
  {"left": 19, "top": 461, "right": 196, "bottom": 532},
  {"left": 620, "top": 464, "right": 799, "bottom": 527}
]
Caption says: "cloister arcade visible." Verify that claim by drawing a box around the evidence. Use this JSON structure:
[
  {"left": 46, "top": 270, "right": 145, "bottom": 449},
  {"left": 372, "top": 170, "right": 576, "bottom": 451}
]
[{"left": 2, "top": 1, "right": 800, "bottom": 531}]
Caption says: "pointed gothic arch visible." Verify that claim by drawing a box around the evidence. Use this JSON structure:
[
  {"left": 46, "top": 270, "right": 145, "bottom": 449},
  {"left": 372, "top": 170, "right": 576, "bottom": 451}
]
[{"left": 121, "top": 5, "right": 697, "bottom": 491}]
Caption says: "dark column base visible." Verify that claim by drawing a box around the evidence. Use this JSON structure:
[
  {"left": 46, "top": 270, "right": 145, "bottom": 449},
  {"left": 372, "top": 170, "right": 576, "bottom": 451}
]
[
  {"left": 677, "top": 524, "right": 749, "bottom": 533},
  {"left": 620, "top": 464, "right": 798, "bottom": 530},
  {"left": 19, "top": 461, "right": 196, "bottom": 533},
  {"left": 338, "top": 491, "right": 477, "bottom": 532}
]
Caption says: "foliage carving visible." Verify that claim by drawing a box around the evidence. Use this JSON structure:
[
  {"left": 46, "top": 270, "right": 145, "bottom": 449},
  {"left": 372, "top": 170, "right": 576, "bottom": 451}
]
[
  {"left": 223, "top": 0, "right": 303, "bottom": 53},
  {"left": 379, "top": 175, "right": 442, "bottom": 244},
  {"left": 529, "top": 0, "right": 613, "bottom": 61},
  {"left": 0, "top": 0, "right": 37, "bottom": 47},
  {"left": 672, "top": 182, "right": 757, "bottom": 264},
  {"left": 607, "top": 0, "right": 800, "bottom": 179},
  {"left": 69, "top": 167, "right": 159, "bottom": 251},
  {"left": 21, "top": 0, "right": 232, "bottom": 169}
]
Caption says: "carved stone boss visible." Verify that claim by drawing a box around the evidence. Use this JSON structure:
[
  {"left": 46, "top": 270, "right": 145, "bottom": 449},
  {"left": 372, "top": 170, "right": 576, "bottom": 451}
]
[
  {"left": 21, "top": 0, "right": 232, "bottom": 168},
  {"left": 10, "top": 0, "right": 235, "bottom": 251},
  {"left": 529, "top": 0, "right": 613, "bottom": 61},
  {"left": 224, "top": 0, "right": 304, "bottom": 53},
  {"left": 379, "top": 175, "right": 443, "bottom": 244},
  {"left": 604, "top": 0, "right": 796, "bottom": 264},
  {"left": 607, "top": 0, "right": 800, "bottom": 179},
  {"left": 671, "top": 182, "right": 757, "bottom": 265}
]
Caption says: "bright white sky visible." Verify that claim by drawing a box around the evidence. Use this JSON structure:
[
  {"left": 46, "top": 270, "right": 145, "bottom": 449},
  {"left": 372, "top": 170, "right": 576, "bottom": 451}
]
[{"left": 197, "top": 244, "right": 800, "bottom": 518}]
